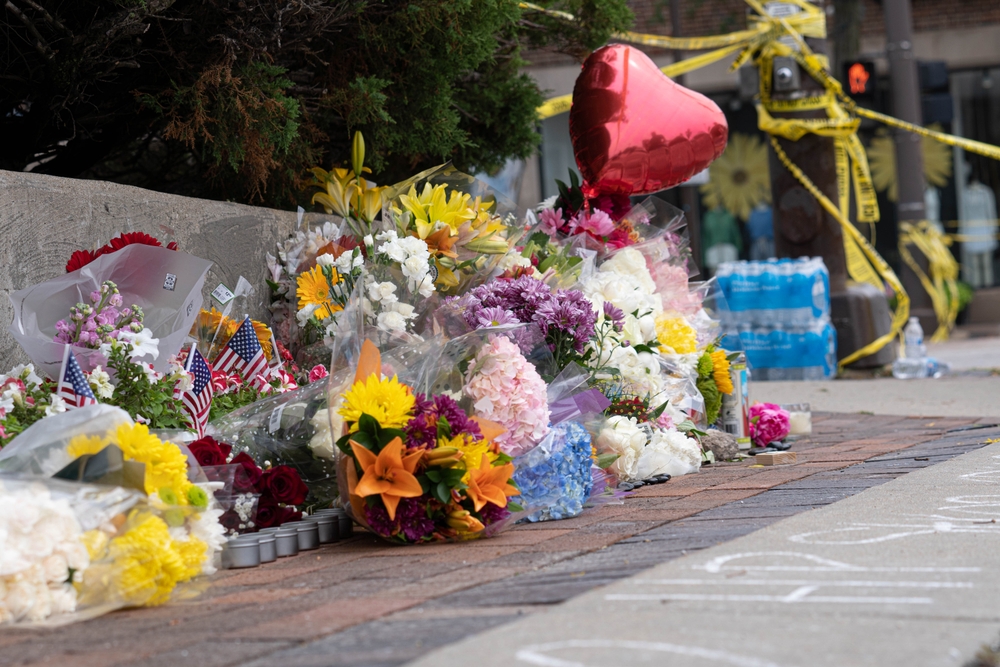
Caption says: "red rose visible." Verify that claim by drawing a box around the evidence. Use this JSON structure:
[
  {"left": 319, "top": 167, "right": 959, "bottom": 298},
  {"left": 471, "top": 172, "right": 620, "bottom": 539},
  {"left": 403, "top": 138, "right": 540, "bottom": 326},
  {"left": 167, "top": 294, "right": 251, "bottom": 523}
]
[
  {"left": 231, "top": 452, "right": 263, "bottom": 492},
  {"left": 260, "top": 465, "right": 309, "bottom": 506},
  {"left": 219, "top": 509, "right": 243, "bottom": 533},
  {"left": 188, "top": 437, "right": 227, "bottom": 467},
  {"left": 255, "top": 497, "right": 296, "bottom": 529}
]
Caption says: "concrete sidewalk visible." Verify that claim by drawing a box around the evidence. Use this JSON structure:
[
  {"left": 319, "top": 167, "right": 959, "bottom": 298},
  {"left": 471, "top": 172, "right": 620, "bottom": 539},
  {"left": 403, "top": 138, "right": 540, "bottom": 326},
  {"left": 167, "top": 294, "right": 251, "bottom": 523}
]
[{"left": 411, "top": 436, "right": 1000, "bottom": 667}]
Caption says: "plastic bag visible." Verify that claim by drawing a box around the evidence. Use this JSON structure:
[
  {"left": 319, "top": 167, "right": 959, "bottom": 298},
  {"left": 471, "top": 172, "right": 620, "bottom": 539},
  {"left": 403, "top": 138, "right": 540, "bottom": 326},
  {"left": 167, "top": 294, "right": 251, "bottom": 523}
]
[
  {"left": 9, "top": 244, "right": 212, "bottom": 379},
  {"left": 207, "top": 381, "right": 340, "bottom": 511},
  {"left": 512, "top": 421, "right": 595, "bottom": 522},
  {"left": 331, "top": 338, "right": 522, "bottom": 544},
  {"left": 0, "top": 475, "right": 221, "bottom": 626}
]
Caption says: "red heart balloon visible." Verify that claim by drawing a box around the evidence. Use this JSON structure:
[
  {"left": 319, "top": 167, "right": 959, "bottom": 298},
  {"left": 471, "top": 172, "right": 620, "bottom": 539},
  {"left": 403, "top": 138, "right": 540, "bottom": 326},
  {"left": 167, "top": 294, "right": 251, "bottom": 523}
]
[{"left": 570, "top": 44, "right": 729, "bottom": 196}]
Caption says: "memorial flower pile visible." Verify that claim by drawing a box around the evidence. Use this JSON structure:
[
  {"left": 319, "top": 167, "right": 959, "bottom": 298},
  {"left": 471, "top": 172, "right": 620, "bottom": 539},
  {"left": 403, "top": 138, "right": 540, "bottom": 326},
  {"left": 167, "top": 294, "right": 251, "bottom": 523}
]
[
  {"left": 336, "top": 341, "right": 520, "bottom": 543},
  {"left": 536, "top": 170, "right": 639, "bottom": 249}
]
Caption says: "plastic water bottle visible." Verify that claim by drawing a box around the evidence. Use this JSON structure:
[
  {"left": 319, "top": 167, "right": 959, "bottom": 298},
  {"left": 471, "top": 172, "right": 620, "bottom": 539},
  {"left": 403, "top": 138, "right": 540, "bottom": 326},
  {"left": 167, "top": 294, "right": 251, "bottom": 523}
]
[
  {"left": 893, "top": 317, "right": 929, "bottom": 379},
  {"left": 903, "top": 317, "right": 926, "bottom": 359}
]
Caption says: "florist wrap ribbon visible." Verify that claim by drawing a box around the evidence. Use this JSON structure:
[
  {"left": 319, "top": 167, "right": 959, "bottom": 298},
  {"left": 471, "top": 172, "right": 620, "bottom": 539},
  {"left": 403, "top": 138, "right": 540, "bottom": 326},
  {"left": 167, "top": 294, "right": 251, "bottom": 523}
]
[{"left": 548, "top": 389, "right": 611, "bottom": 425}]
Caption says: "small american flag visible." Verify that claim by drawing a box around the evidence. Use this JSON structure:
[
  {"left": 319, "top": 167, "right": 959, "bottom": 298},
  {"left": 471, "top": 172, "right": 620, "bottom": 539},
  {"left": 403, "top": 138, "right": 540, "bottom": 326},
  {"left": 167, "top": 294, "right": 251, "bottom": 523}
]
[
  {"left": 178, "top": 347, "right": 214, "bottom": 437},
  {"left": 214, "top": 315, "right": 268, "bottom": 380},
  {"left": 57, "top": 345, "right": 98, "bottom": 409}
]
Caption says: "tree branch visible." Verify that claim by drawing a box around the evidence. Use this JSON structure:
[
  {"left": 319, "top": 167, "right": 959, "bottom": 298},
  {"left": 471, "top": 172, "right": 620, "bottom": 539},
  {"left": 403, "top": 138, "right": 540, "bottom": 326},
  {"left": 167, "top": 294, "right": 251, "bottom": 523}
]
[{"left": 5, "top": 0, "right": 54, "bottom": 61}]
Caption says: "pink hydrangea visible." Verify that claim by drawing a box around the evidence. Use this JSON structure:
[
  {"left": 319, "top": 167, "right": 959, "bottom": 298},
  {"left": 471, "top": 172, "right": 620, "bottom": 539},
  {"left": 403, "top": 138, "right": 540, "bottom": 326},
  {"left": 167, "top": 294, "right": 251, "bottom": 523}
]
[
  {"left": 749, "top": 402, "right": 790, "bottom": 447},
  {"left": 463, "top": 335, "right": 550, "bottom": 457}
]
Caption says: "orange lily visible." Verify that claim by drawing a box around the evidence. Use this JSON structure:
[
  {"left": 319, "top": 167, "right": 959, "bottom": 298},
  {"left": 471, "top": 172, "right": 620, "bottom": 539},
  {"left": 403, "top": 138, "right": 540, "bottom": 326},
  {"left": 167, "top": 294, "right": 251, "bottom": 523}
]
[
  {"left": 422, "top": 227, "right": 459, "bottom": 259},
  {"left": 354, "top": 339, "right": 381, "bottom": 385},
  {"left": 466, "top": 454, "right": 519, "bottom": 512},
  {"left": 350, "top": 437, "right": 423, "bottom": 520},
  {"left": 471, "top": 416, "right": 506, "bottom": 447}
]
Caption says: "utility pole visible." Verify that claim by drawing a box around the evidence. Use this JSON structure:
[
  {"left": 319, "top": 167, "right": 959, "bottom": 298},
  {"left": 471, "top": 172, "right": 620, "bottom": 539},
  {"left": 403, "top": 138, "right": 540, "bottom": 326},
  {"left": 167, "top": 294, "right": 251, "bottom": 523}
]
[
  {"left": 884, "top": 0, "right": 935, "bottom": 333},
  {"left": 671, "top": 0, "right": 703, "bottom": 275},
  {"left": 767, "top": 0, "right": 895, "bottom": 367}
]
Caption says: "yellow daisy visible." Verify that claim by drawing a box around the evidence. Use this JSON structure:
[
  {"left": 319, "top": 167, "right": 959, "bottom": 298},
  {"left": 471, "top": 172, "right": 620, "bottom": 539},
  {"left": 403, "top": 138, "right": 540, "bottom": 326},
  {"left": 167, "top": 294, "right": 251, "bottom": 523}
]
[{"left": 296, "top": 265, "right": 341, "bottom": 319}]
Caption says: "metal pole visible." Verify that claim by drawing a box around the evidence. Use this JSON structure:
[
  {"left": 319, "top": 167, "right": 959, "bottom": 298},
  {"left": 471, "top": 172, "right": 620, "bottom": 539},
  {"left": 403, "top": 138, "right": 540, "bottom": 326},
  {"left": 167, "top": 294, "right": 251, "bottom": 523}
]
[
  {"left": 884, "top": 0, "right": 936, "bottom": 332},
  {"left": 671, "top": 0, "right": 704, "bottom": 275}
]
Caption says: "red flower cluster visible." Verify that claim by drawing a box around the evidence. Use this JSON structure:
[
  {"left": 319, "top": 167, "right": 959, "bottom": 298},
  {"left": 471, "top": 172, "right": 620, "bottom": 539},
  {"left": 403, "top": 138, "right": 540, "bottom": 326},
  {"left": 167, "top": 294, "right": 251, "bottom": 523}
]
[
  {"left": 189, "top": 436, "right": 309, "bottom": 531},
  {"left": 65, "top": 232, "right": 179, "bottom": 273}
]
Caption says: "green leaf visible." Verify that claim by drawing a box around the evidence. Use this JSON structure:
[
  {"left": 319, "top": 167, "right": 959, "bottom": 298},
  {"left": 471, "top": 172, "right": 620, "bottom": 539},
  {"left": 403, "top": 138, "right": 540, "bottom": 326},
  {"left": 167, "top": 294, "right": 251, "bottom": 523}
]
[
  {"left": 434, "top": 481, "right": 451, "bottom": 504},
  {"left": 507, "top": 501, "right": 524, "bottom": 513},
  {"left": 425, "top": 470, "right": 442, "bottom": 483},
  {"left": 595, "top": 452, "right": 620, "bottom": 469}
]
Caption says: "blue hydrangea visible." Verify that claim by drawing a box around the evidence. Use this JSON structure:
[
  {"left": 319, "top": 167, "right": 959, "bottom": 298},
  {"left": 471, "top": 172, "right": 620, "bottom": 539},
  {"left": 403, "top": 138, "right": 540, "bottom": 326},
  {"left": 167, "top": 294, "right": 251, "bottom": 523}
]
[{"left": 513, "top": 421, "right": 594, "bottom": 522}]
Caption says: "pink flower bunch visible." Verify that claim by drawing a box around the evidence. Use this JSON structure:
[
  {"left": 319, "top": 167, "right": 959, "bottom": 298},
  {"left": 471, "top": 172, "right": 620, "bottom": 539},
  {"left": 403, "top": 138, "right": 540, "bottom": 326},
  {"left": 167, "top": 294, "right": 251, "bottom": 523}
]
[
  {"left": 570, "top": 208, "right": 614, "bottom": 237},
  {"left": 749, "top": 402, "right": 790, "bottom": 447},
  {"left": 308, "top": 364, "right": 329, "bottom": 383},
  {"left": 463, "top": 335, "right": 551, "bottom": 457},
  {"left": 54, "top": 281, "right": 143, "bottom": 348}
]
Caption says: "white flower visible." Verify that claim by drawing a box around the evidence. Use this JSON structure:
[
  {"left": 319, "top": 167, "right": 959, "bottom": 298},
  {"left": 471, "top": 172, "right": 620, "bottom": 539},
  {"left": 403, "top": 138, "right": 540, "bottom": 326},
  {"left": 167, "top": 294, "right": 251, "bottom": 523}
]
[
  {"left": 296, "top": 303, "right": 319, "bottom": 327},
  {"left": 315, "top": 253, "right": 336, "bottom": 267},
  {"left": 417, "top": 276, "right": 436, "bottom": 298},
  {"left": 363, "top": 234, "right": 374, "bottom": 248},
  {"left": 117, "top": 328, "right": 160, "bottom": 360},
  {"left": 86, "top": 365, "right": 115, "bottom": 399},
  {"left": 601, "top": 248, "right": 658, "bottom": 293},
  {"left": 496, "top": 251, "right": 532, "bottom": 274},
  {"left": 537, "top": 195, "right": 559, "bottom": 211},
  {"left": 596, "top": 416, "right": 648, "bottom": 482},
  {"left": 390, "top": 302, "right": 415, "bottom": 318},
  {"left": 139, "top": 363, "right": 161, "bottom": 383},
  {"left": 189, "top": 507, "right": 226, "bottom": 575},
  {"left": 376, "top": 310, "right": 408, "bottom": 332},
  {"left": 609, "top": 345, "right": 665, "bottom": 399},
  {"left": 401, "top": 255, "right": 430, "bottom": 289},
  {"left": 172, "top": 369, "right": 193, "bottom": 393},
  {"left": 637, "top": 428, "right": 702, "bottom": 479},
  {"left": 309, "top": 407, "right": 339, "bottom": 460},
  {"left": 44, "top": 395, "right": 68, "bottom": 417},
  {"left": 367, "top": 281, "right": 398, "bottom": 304},
  {"left": 9, "top": 364, "right": 42, "bottom": 389}
]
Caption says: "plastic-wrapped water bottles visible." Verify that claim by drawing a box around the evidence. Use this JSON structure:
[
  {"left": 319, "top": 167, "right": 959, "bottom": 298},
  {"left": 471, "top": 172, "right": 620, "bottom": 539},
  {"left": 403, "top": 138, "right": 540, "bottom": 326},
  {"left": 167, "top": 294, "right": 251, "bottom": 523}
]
[{"left": 717, "top": 258, "right": 835, "bottom": 381}]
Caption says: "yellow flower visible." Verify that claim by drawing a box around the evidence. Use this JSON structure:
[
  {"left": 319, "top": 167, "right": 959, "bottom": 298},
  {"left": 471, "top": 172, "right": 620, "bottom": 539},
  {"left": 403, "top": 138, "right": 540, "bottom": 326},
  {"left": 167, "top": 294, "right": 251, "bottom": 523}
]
[
  {"left": 338, "top": 375, "right": 416, "bottom": 431},
  {"left": 311, "top": 167, "right": 355, "bottom": 218},
  {"left": 438, "top": 433, "right": 496, "bottom": 484},
  {"left": 711, "top": 349, "right": 734, "bottom": 395},
  {"left": 398, "top": 183, "right": 478, "bottom": 239},
  {"left": 656, "top": 315, "right": 697, "bottom": 354},
  {"left": 296, "top": 265, "right": 342, "bottom": 320},
  {"left": 102, "top": 513, "right": 205, "bottom": 607},
  {"left": 71, "top": 424, "right": 194, "bottom": 503}
]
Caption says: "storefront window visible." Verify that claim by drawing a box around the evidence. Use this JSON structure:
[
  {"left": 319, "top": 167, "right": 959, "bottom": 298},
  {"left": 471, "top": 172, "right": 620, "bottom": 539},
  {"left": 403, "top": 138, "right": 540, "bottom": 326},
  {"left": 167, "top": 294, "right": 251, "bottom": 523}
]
[{"left": 951, "top": 68, "right": 1000, "bottom": 289}]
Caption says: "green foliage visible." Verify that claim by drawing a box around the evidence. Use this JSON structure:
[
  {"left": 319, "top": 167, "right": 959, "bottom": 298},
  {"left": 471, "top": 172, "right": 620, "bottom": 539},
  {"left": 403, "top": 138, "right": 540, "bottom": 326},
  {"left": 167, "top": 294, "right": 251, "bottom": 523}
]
[
  {"left": 104, "top": 344, "right": 189, "bottom": 430},
  {"left": 697, "top": 374, "right": 722, "bottom": 425},
  {"left": 208, "top": 385, "right": 266, "bottom": 423},
  {"left": 1, "top": 0, "right": 632, "bottom": 205}
]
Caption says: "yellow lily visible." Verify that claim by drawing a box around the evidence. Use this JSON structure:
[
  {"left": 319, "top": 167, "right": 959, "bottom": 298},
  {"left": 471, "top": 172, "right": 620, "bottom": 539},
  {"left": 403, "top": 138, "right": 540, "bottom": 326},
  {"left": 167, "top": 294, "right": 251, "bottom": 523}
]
[
  {"left": 398, "top": 183, "right": 477, "bottom": 237},
  {"left": 311, "top": 167, "right": 355, "bottom": 218},
  {"left": 352, "top": 177, "right": 386, "bottom": 224}
]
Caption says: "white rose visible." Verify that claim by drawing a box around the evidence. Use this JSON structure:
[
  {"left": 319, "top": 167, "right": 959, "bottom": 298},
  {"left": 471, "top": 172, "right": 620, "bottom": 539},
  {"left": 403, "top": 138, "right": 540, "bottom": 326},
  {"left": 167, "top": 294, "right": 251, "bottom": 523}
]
[
  {"left": 47, "top": 584, "right": 77, "bottom": 614},
  {"left": 602, "top": 248, "right": 657, "bottom": 293},
  {"left": 376, "top": 310, "right": 408, "bottom": 332},
  {"left": 596, "top": 416, "right": 647, "bottom": 482},
  {"left": 637, "top": 428, "right": 702, "bottom": 479},
  {"left": 40, "top": 554, "right": 69, "bottom": 584},
  {"left": 309, "top": 408, "right": 338, "bottom": 460},
  {"left": 315, "top": 253, "right": 335, "bottom": 267}
]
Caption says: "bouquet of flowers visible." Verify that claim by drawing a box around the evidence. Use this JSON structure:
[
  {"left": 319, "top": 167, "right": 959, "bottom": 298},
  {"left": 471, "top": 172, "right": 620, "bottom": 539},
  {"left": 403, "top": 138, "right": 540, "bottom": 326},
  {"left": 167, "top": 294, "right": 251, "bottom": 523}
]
[
  {"left": 187, "top": 435, "right": 310, "bottom": 533},
  {"left": 0, "top": 407, "right": 226, "bottom": 623},
  {"left": 334, "top": 340, "right": 521, "bottom": 543},
  {"left": 208, "top": 379, "right": 340, "bottom": 511},
  {"left": 10, "top": 236, "right": 212, "bottom": 380}
]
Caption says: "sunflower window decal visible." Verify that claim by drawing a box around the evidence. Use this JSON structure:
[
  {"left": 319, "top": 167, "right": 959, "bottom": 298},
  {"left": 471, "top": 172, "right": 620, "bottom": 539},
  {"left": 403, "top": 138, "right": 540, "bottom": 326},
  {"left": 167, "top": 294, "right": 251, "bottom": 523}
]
[{"left": 699, "top": 133, "right": 772, "bottom": 221}]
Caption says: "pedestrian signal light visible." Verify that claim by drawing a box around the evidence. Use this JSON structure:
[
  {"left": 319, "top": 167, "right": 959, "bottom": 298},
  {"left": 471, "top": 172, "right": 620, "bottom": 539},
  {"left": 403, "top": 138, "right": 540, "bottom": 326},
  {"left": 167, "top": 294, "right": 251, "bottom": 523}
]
[{"left": 844, "top": 61, "right": 875, "bottom": 97}]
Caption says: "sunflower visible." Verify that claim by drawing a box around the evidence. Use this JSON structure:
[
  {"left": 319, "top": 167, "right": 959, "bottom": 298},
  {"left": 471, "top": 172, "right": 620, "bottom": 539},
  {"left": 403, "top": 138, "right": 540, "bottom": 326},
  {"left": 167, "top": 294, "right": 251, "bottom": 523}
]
[
  {"left": 866, "top": 125, "right": 953, "bottom": 202},
  {"left": 338, "top": 374, "right": 416, "bottom": 431},
  {"left": 296, "top": 265, "right": 341, "bottom": 320},
  {"left": 699, "top": 133, "right": 771, "bottom": 221},
  {"left": 710, "top": 349, "right": 734, "bottom": 395},
  {"left": 655, "top": 315, "right": 698, "bottom": 354}
]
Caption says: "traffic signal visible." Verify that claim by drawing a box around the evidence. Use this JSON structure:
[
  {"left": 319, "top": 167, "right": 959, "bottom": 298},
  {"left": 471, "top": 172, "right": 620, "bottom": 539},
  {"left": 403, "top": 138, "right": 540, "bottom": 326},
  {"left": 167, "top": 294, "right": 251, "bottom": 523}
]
[{"left": 843, "top": 60, "right": 876, "bottom": 98}]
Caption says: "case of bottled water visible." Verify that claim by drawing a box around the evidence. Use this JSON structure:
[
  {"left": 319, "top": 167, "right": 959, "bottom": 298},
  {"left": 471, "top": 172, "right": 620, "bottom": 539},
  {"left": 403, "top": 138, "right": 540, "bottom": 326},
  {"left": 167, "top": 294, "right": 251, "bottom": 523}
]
[{"left": 717, "top": 258, "right": 836, "bottom": 381}]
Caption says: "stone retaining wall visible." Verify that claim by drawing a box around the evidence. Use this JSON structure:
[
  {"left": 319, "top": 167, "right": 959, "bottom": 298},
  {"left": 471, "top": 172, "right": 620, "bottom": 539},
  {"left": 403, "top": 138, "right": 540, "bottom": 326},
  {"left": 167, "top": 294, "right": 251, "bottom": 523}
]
[{"left": 0, "top": 170, "right": 328, "bottom": 370}]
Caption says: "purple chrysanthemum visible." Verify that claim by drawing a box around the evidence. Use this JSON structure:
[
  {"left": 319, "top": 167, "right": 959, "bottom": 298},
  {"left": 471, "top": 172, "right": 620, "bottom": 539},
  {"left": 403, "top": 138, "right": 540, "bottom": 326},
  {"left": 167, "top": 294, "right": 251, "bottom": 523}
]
[
  {"left": 365, "top": 503, "right": 395, "bottom": 537},
  {"left": 478, "top": 502, "right": 511, "bottom": 527},
  {"left": 603, "top": 302, "right": 625, "bottom": 332},
  {"left": 404, "top": 392, "right": 482, "bottom": 449},
  {"left": 395, "top": 498, "right": 436, "bottom": 542},
  {"left": 476, "top": 306, "right": 519, "bottom": 328}
]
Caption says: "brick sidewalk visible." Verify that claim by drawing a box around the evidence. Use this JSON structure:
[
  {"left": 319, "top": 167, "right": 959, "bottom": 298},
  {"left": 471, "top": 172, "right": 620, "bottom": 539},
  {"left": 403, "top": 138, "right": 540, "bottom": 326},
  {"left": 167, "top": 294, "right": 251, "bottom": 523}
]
[{"left": 1, "top": 412, "right": 996, "bottom": 667}]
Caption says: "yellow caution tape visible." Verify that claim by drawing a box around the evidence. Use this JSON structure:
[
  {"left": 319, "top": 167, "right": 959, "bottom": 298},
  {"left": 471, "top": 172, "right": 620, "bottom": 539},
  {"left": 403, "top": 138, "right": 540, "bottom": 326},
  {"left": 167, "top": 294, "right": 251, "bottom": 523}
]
[
  {"left": 898, "top": 222, "right": 960, "bottom": 342},
  {"left": 525, "top": 0, "right": 1000, "bottom": 360}
]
